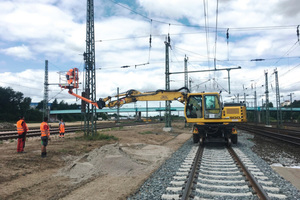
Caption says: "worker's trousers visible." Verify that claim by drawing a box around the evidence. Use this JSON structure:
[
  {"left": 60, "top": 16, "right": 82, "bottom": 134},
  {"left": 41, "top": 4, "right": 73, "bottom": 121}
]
[{"left": 17, "top": 138, "right": 24, "bottom": 152}]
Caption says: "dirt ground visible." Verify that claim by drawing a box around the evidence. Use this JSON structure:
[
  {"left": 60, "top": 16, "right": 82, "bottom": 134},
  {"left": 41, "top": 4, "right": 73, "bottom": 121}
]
[{"left": 0, "top": 122, "right": 192, "bottom": 200}]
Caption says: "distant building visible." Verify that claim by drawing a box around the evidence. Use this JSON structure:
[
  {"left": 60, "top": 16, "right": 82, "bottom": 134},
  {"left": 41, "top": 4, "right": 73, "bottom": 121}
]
[
  {"left": 281, "top": 100, "right": 290, "bottom": 107},
  {"left": 30, "top": 102, "right": 52, "bottom": 109}
]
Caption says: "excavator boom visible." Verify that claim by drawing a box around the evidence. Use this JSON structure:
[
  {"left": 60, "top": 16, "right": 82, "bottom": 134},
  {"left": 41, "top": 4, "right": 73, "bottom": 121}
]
[{"left": 100, "top": 88, "right": 188, "bottom": 109}]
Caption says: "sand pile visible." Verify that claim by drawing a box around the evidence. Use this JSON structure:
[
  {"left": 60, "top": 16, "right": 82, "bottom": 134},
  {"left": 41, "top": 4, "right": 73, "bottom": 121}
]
[{"left": 57, "top": 142, "right": 172, "bottom": 184}]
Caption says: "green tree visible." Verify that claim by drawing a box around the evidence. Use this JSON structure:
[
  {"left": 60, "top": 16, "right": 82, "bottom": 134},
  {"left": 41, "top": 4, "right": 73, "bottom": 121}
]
[
  {"left": 0, "top": 87, "right": 36, "bottom": 122},
  {"left": 49, "top": 99, "right": 81, "bottom": 121},
  {"left": 51, "top": 99, "right": 59, "bottom": 110},
  {"left": 36, "top": 100, "right": 45, "bottom": 110}
]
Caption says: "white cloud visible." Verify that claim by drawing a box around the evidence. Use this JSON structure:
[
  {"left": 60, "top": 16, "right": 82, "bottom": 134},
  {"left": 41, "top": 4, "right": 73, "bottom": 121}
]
[
  {"left": 0, "top": 0, "right": 299, "bottom": 108},
  {"left": 1, "top": 45, "right": 34, "bottom": 59}
]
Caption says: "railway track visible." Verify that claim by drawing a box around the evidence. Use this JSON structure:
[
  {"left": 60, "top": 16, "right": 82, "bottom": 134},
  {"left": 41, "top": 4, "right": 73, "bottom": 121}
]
[
  {"left": 0, "top": 122, "right": 155, "bottom": 140},
  {"left": 161, "top": 145, "right": 287, "bottom": 200},
  {"left": 237, "top": 124, "right": 300, "bottom": 146}
]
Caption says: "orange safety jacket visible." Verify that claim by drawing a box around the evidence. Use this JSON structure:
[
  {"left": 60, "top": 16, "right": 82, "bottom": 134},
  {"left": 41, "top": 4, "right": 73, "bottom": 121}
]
[
  {"left": 59, "top": 123, "right": 65, "bottom": 133},
  {"left": 40, "top": 122, "right": 50, "bottom": 137},
  {"left": 66, "top": 69, "right": 74, "bottom": 84},
  {"left": 17, "top": 120, "right": 25, "bottom": 135}
]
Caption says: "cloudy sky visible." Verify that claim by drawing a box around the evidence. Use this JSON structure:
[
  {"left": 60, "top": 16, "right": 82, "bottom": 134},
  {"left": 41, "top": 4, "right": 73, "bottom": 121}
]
[{"left": 0, "top": 0, "right": 299, "bottom": 110}]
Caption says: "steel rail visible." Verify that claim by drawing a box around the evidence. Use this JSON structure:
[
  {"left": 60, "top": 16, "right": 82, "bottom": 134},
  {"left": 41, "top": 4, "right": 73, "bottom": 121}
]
[
  {"left": 228, "top": 147, "right": 270, "bottom": 200},
  {"left": 0, "top": 122, "right": 159, "bottom": 140},
  {"left": 238, "top": 124, "right": 300, "bottom": 146},
  {"left": 180, "top": 145, "right": 204, "bottom": 200},
  {"left": 239, "top": 124, "right": 300, "bottom": 136}
]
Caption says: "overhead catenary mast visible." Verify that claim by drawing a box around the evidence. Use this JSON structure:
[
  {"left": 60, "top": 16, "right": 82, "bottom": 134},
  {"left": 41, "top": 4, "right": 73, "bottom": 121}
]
[
  {"left": 164, "top": 34, "right": 172, "bottom": 131},
  {"left": 184, "top": 55, "right": 188, "bottom": 89},
  {"left": 264, "top": 70, "right": 270, "bottom": 126},
  {"left": 83, "top": 0, "right": 97, "bottom": 136},
  {"left": 43, "top": 60, "right": 49, "bottom": 120}
]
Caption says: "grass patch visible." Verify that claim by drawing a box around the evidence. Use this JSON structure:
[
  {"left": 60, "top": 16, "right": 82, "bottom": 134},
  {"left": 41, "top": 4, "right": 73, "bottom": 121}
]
[
  {"left": 75, "top": 132, "right": 118, "bottom": 141},
  {"left": 139, "top": 131, "right": 153, "bottom": 135}
]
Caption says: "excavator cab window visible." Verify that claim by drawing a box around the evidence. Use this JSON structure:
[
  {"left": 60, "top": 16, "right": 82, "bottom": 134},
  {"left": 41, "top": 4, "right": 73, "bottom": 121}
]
[
  {"left": 186, "top": 95, "right": 202, "bottom": 119},
  {"left": 204, "top": 94, "right": 222, "bottom": 119}
]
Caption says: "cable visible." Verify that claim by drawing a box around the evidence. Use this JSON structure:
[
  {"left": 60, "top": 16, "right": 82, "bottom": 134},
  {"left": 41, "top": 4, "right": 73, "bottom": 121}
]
[
  {"left": 213, "top": 0, "right": 219, "bottom": 70},
  {"left": 280, "top": 63, "right": 300, "bottom": 78},
  {"left": 0, "top": 80, "right": 43, "bottom": 90},
  {"left": 273, "top": 41, "right": 299, "bottom": 66},
  {"left": 213, "top": 79, "right": 228, "bottom": 93},
  {"left": 108, "top": 0, "right": 298, "bottom": 31},
  {"left": 170, "top": 48, "right": 183, "bottom": 70},
  {"left": 203, "top": 0, "right": 210, "bottom": 69},
  {"left": 170, "top": 46, "right": 205, "bottom": 58},
  {"left": 48, "top": 90, "right": 64, "bottom": 102},
  {"left": 108, "top": 0, "right": 150, "bottom": 22}
]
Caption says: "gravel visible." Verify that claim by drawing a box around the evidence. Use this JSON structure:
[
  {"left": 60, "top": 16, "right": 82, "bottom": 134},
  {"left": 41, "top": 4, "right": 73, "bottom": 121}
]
[
  {"left": 128, "top": 130, "right": 300, "bottom": 200},
  {"left": 128, "top": 138, "right": 196, "bottom": 199}
]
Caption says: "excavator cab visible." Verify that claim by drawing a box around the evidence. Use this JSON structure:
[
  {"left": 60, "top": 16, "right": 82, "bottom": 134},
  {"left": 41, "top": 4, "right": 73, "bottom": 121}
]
[
  {"left": 185, "top": 93, "right": 222, "bottom": 123},
  {"left": 203, "top": 94, "right": 222, "bottom": 119}
]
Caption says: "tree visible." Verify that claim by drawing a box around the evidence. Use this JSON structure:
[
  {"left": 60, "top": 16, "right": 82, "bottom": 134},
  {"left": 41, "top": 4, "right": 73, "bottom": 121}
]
[
  {"left": 51, "top": 99, "right": 59, "bottom": 110},
  {"left": 0, "top": 87, "right": 37, "bottom": 122},
  {"left": 49, "top": 99, "right": 81, "bottom": 122},
  {"left": 268, "top": 102, "right": 273, "bottom": 108},
  {"left": 36, "top": 100, "right": 45, "bottom": 110}
]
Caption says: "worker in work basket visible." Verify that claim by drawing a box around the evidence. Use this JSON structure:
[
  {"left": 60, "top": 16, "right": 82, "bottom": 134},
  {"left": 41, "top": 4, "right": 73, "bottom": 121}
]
[
  {"left": 60, "top": 68, "right": 79, "bottom": 90},
  {"left": 66, "top": 69, "right": 74, "bottom": 84}
]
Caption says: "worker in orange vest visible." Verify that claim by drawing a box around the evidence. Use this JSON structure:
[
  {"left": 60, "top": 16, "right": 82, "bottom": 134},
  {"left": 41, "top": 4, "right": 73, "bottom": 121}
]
[
  {"left": 59, "top": 119, "right": 65, "bottom": 138},
  {"left": 16, "top": 116, "right": 28, "bottom": 153},
  {"left": 66, "top": 69, "right": 74, "bottom": 85},
  {"left": 40, "top": 117, "right": 50, "bottom": 158}
]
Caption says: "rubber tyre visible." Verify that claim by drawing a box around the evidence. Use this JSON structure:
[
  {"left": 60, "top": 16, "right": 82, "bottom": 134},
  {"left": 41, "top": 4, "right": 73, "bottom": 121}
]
[
  {"left": 193, "top": 134, "right": 200, "bottom": 143},
  {"left": 232, "top": 134, "right": 238, "bottom": 144}
]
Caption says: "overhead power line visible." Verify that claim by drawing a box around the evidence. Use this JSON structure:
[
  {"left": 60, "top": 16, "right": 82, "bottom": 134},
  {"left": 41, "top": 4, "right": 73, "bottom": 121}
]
[
  {"left": 108, "top": 0, "right": 298, "bottom": 31},
  {"left": 213, "top": 0, "right": 219, "bottom": 70}
]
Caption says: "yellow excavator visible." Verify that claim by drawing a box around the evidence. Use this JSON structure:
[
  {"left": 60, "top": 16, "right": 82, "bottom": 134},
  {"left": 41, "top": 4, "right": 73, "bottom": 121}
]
[{"left": 60, "top": 68, "right": 247, "bottom": 146}]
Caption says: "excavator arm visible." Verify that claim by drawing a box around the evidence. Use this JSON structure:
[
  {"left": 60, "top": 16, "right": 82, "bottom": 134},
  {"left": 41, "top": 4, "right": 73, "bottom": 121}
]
[
  {"left": 68, "top": 90, "right": 100, "bottom": 109},
  {"left": 98, "top": 88, "right": 189, "bottom": 109}
]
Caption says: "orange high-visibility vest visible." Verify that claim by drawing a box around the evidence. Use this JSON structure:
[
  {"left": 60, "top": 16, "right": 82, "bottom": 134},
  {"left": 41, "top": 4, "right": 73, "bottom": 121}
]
[
  {"left": 40, "top": 122, "right": 50, "bottom": 137},
  {"left": 67, "top": 69, "right": 74, "bottom": 84},
  {"left": 17, "top": 120, "right": 24, "bottom": 135},
  {"left": 59, "top": 123, "right": 65, "bottom": 133}
]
